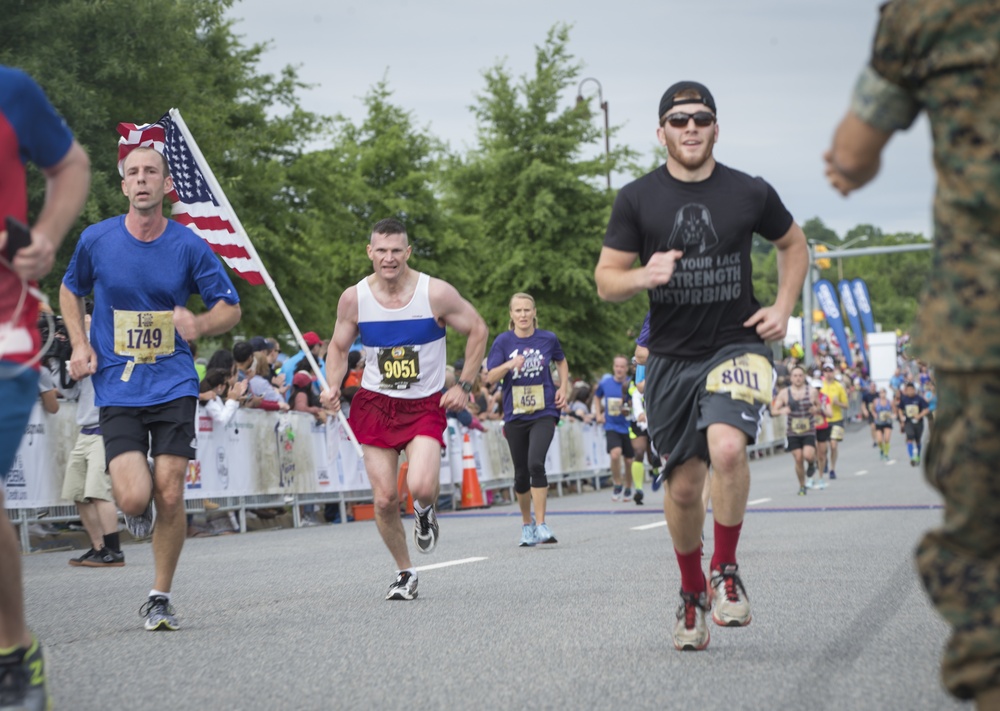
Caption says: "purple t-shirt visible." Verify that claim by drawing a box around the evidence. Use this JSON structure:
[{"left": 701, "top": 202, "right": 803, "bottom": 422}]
[{"left": 487, "top": 329, "right": 564, "bottom": 422}]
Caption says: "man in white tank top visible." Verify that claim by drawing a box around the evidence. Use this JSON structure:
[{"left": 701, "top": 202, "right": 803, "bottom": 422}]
[{"left": 321, "top": 218, "right": 488, "bottom": 601}]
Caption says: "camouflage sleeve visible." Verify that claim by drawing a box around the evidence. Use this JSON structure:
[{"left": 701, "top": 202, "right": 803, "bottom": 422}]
[
  {"left": 849, "top": 0, "right": 922, "bottom": 133},
  {"left": 850, "top": 66, "right": 920, "bottom": 133}
]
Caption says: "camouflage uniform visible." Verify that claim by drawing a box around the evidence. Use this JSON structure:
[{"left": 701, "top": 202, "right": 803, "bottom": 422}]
[{"left": 850, "top": 0, "right": 1000, "bottom": 700}]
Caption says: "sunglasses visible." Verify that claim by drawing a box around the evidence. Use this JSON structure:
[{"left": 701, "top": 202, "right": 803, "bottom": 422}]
[{"left": 661, "top": 111, "right": 716, "bottom": 129}]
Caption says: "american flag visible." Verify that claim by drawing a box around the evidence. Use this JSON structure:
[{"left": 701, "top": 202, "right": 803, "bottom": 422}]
[{"left": 116, "top": 111, "right": 266, "bottom": 285}]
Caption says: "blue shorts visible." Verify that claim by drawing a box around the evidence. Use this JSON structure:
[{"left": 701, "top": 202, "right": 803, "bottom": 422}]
[{"left": 0, "top": 364, "right": 40, "bottom": 480}]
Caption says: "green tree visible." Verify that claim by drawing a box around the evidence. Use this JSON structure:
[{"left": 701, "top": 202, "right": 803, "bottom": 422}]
[
  {"left": 284, "top": 80, "right": 466, "bottom": 349},
  {"left": 443, "top": 25, "right": 643, "bottom": 378},
  {"left": 2, "top": 0, "right": 321, "bottom": 342}
]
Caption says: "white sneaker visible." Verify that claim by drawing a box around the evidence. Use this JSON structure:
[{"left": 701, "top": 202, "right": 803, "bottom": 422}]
[
  {"left": 708, "top": 564, "right": 752, "bottom": 627},
  {"left": 805, "top": 477, "right": 815, "bottom": 489}
]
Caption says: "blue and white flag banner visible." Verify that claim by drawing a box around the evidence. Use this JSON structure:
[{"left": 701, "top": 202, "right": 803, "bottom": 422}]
[
  {"left": 839, "top": 280, "right": 868, "bottom": 372},
  {"left": 814, "top": 279, "right": 854, "bottom": 367},
  {"left": 851, "top": 278, "right": 877, "bottom": 337}
]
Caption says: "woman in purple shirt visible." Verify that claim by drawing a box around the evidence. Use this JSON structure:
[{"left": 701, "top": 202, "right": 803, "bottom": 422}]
[{"left": 486, "top": 293, "right": 569, "bottom": 547}]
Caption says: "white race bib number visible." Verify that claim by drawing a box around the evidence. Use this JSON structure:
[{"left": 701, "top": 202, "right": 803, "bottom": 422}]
[
  {"left": 705, "top": 354, "right": 773, "bottom": 405},
  {"left": 790, "top": 417, "right": 811, "bottom": 435},
  {"left": 606, "top": 397, "right": 623, "bottom": 417},
  {"left": 512, "top": 384, "right": 544, "bottom": 415},
  {"left": 114, "top": 310, "right": 175, "bottom": 364}
]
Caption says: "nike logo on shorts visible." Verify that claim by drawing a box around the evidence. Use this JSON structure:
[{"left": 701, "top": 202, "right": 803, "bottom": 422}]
[{"left": 740, "top": 412, "right": 757, "bottom": 422}]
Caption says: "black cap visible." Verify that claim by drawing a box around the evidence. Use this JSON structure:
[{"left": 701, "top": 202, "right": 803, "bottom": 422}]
[{"left": 659, "top": 81, "right": 717, "bottom": 120}]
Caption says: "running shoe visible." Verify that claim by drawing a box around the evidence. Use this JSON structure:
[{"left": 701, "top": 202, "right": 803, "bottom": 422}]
[
  {"left": 80, "top": 547, "right": 125, "bottom": 568},
  {"left": 140, "top": 595, "right": 179, "bottom": 631},
  {"left": 817, "top": 479, "right": 828, "bottom": 490},
  {"left": 519, "top": 523, "right": 537, "bottom": 547},
  {"left": 805, "top": 477, "right": 815, "bottom": 489},
  {"left": 798, "top": 486, "right": 807, "bottom": 496},
  {"left": 611, "top": 486, "right": 623, "bottom": 502},
  {"left": 124, "top": 496, "right": 156, "bottom": 540},
  {"left": 829, "top": 470, "right": 837, "bottom": 480},
  {"left": 68, "top": 547, "right": 100, "bottom": 567},
  {"left": 651, "top": 469, "right": 663, "bottom": 492},
  {"left": 805, "top": 461, "right": 816, "bottom": 479},
  {"left": 672, "top": 590, "right": 710, "bottom": 651},
  {"left": 623, "top": 488, "right": 633, "bottom": 502},
  {"left": 385, "top": 571, "right": 418, "bottom": 600},
  {"left": 535, "top": 522, "right": 557, "bottom": 544},
  {"left": 413, "top": 505, "right": 439, "bottom": 554},
  {"left": 913, "top": 454, "right": 921, "bottom": 466},
  {"left": 0, "top": 636, "right": 48, "bottom": 711},
  {"left": 634, "top": 489, "right": 644, "bottom": 506},
  {"left": 708, "top": 563, "right": 752, "bottom": 627}
]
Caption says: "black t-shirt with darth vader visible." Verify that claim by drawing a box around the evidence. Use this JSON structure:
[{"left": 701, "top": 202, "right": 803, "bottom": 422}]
[{"left": 604, "top": 162, "right": 793, "bottom": 360}]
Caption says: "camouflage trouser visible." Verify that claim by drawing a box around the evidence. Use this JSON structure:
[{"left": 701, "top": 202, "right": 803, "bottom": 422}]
[{"left": 915, "top": 370, "right": 1000, "bottom": 700}]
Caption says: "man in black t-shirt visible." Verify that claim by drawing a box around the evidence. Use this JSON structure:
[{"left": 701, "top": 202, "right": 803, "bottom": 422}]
[
  {"left": 897, "top": 381, "right": 929, "bottom": 467},
  {"left": 595, "top": 81, "right": 808, "bottom": 652}
]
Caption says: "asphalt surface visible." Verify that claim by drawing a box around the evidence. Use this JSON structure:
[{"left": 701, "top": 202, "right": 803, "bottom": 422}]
[{"left": 23, "top": 427, "right": 964, "bottom": 711}]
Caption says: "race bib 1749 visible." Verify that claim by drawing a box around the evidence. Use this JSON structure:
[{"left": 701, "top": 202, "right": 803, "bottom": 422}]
[{"left": 113, "top": 310, "right": 175, "bottom": 364}]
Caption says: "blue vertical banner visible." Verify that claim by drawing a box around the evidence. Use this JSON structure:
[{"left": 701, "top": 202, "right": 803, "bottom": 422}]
[
  {"left": 814, "top": 279, "right": 854, "bottom": 367},
  {"left": 839, "top": 280, "right": 868, "bottom": 372},
  {"left": 851, "top": 278, "right": 877, "bottom": 336}
]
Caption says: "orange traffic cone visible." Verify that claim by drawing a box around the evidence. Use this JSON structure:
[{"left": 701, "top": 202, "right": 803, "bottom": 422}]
[
  {"left": 397, "top": 461, "right": 414, "bottom": 515},
  {"left": 460, "top": 432, "right": 487, "bottom": 509}
]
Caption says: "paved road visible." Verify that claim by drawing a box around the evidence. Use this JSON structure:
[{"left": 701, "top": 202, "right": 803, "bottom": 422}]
[{"left": 23, "top": 428, "right": 962, "bottom": 710}]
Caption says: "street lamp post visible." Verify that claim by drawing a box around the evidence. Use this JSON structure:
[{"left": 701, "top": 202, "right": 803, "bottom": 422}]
[
  {"left": 576, "top": 77, "right": 610, "bottom": 190},
  {"left": 815, "top": 235, "right": 870, "bottom": 281}
]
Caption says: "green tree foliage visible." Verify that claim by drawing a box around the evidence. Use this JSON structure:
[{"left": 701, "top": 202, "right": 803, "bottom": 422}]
[
  {"left": 443, "top": 25, "right": 644, "bottom": 378},
  {"left": 2, "top": 0, "right": 321, "bottom": 342},
  {"left": 283, "top": 81, "right": 467, "bottom": 345}
]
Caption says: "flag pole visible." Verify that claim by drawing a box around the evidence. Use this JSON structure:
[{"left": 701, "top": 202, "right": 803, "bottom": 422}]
[{"left": 169, "top": 109, "right": 363, "bottom": 458}]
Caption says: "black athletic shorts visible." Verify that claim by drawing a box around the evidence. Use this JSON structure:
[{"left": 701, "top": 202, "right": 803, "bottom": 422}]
[
  {"left": 644, "top": 342, "right": 773, "bottom": 478},
  {"left": 785, "top": 434, "right": 816, "bottom": 451},
  {"left": 904, "top": 419, "right": 924, "bottom": 442},
  {"left": 604, "top": 430, "right": 635, "bottom": 458},
  {"left": 100, "top": 397, "right": 197, "bottom": 467},
  {"left": 815, "top": 427, "right": 832, "bottom": 443}
]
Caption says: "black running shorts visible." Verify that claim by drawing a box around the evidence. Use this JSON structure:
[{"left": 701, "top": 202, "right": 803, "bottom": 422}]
[
  {"left": 644, "top": 342, "right": 773, "bottom": 479},
  {"left": 100, "top": 397, "right": 197, "bottom": 467}
]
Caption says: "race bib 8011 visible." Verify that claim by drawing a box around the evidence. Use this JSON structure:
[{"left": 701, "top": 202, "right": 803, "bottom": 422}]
[{"left": 705, "top": 354, "right": 773, "bottom": 404}]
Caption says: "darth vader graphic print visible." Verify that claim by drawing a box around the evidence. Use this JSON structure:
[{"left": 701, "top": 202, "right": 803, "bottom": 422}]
[{"left": 667, "top": 203, "right": 719, "bottom": 254}]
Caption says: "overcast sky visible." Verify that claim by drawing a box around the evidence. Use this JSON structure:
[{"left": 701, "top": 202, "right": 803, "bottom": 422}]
[{"left": 225, "top": 0, "right": 935, "bottom": 239}]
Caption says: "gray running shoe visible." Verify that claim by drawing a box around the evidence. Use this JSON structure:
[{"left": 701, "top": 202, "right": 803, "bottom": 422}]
[
  {"left": 140, "top": 595, "right": 179, "bottom": 631},
  {"left": 519, "top": 523, "right": 537, "bottom": 547},
  {"left": 673, "top": 590, "right": 710, "bottom": 651},
  {"left": 708, "top": 563, "right": 752, "bottom": 627},
  {"left": 124, "top": 497, "right": 156, "bottom": 540},
  {"left": 535, "top": 522, "right": 557, "bottom": 544},
  {"left": 0, "top": 636, "right": 49, "bottom": 711},
  {"left": 413, "top": 506, "right": 439, "bottom": 554},
  {"left": 385, "top": 571, "right": 418, "bottom": 600}
]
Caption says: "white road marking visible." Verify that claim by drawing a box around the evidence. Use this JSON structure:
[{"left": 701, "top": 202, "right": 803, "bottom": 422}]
[
  {"left": 855, "top": 470, "right": 869, "bottom": 476},
  {"left": 414, "top": 557, "right": 487, "bottom": 572},
  {"left": 886, "top": 459, "right": 897, "bottom": 466},
  {"left": 747, "top": 498, "right": 771, "bottom": 506},
  {"left": 632, "top": 521, "right": 667, "bottom": 531}
]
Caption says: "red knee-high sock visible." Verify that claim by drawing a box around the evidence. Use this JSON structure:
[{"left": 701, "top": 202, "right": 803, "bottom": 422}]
[
  {"left": 711, "top": 520, "right": 743, "bottom": 572},
  {"left": 675, "top": 547, "right": 706, "bottom": 594}
]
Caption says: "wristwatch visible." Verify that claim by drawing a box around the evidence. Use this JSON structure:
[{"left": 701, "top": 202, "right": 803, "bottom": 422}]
[{"left": 458, "top": 380, "right": 473, "bottom": 393}]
